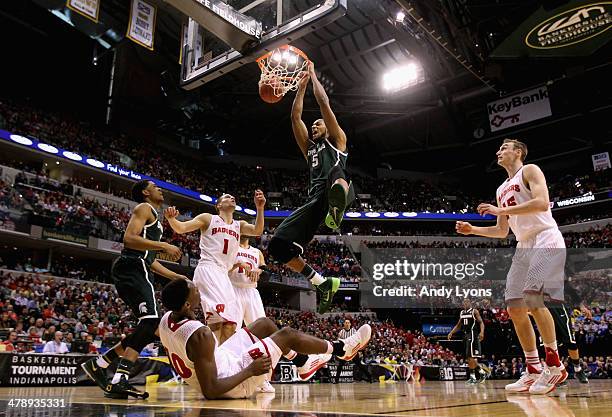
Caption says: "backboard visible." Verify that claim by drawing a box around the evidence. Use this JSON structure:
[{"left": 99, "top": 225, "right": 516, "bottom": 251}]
[{"left": 175, "top": 0, "right": 347, "bottom": 90}]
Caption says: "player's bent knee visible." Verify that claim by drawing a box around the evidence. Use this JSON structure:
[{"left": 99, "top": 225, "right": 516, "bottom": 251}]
[
  {"left": 249, "top": 317, "right": 277, "bottom": 337},
  {"left": 126, "top": 317, "right": 159, "bottom": 352},
  {"left": 268, "top": 237, "right": 301, "bottom": 264}
]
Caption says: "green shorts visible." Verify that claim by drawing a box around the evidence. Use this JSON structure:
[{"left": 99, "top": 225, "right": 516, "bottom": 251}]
[{"left": 112, "top": 256, "right": 159, "bottom": 321}]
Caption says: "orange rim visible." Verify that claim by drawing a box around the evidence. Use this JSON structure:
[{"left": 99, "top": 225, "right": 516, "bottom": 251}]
[{"left": 256, "top": 45, "right": 309, "bottom": 69}]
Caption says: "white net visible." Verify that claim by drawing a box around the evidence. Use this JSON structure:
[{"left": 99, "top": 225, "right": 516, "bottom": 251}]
[{"left": 257, "top": 46, "right": 309, "bottom": 98}]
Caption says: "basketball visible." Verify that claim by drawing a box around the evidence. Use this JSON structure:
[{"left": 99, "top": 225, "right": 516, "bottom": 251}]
[{"left": 259, "top": 82, "right": 282, "bottom": 104}]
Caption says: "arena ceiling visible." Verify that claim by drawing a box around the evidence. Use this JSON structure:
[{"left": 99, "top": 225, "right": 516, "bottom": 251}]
[{"left": 1, "top": 1, "right": 611, "bottom": 177}]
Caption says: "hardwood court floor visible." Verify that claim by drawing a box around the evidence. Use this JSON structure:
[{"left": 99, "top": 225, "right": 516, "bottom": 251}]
[{"left": 0, "top": 380, "right": 609, "bottom": 417}]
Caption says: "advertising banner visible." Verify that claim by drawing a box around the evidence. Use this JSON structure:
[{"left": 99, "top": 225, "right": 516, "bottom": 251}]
[
  {"left": 487, "top": 86, "right": 552, "bottom": 132},
  {"left": 491, "top": 1, "right": 612, "bottom": 58}
]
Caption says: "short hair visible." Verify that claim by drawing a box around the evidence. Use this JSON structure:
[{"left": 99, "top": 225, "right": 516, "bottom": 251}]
[
  {"left": 503, "top": 139, "right": 528, "bottom": 162},
  {"left": 161, "top": 279, "right": 191, "bottom": 312},
  {"left": 131, "top": 180, "right": 151, "bottom": 203}
]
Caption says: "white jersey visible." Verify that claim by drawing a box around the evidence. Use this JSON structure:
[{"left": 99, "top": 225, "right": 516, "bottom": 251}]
[
  {"left": 158, "top": 311, "right": 206, "bottom": 391},
  {"left": 229, "top": 245, "right": 262, "bottom": 289},
  {"left": 496, "top": 165, "right": 558, "bottom": 242},
  {"left": 158, "top": 311, "right": 241, "bottom": 394},
  {"left": 199, "top": 215, "right": 241, "bottom": 269}
]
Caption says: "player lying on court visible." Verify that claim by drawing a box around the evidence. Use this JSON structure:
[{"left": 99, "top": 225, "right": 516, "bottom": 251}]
[
  {"left": 164, "top": 190, "right": 266, "bottom": 345},
  {"left": 268, "top": 61, "right": 355, "bottom": 314},
  {"left": 159, "top": 278, "right": 372, "bottom": 399}
]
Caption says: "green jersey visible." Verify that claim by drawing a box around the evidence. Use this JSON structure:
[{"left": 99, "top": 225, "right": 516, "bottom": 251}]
[
  {"left": 307, "top": 138, "right": 348, "bottom": 196},
  {"left": 121, "top": 203, "right": 163, "bottom": 265}
]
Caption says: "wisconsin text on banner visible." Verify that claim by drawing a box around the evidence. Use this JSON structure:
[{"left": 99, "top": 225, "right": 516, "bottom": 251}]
[
  {"left": 66, "top": 0, "right": 100, "bottom": 23},
  {"left": 127, "top": 0, "right": 157, "bottom": 50}
]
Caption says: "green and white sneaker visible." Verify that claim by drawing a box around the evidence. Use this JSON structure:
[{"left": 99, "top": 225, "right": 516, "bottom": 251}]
[
  {"left": 316, "top": 277, "right": 340, "bottom": 314},
  {"left": 325, "top": 183, "right": 347, "bottom": 230}
]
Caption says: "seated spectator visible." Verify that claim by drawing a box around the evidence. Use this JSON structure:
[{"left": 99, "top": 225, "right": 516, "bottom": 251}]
[
  {"left": 42, "top": 331, "right": 68, "bottom": 354},
  {"left": 0, "top": 331, "right": 17, "bottom": 351}
]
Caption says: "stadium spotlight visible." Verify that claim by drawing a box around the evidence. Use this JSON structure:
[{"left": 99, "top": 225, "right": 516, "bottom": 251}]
[
  {"left": 382, "top": 62, "right": 423, "bottom": 92},
  {"left": 395, "top": 11, "right": 405, "bottom": 23}
]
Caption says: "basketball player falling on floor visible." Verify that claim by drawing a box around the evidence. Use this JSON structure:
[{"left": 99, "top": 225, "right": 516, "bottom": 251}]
[
  {"left": 82, "top": 180, "right": 187, "bottom": 399},
  {"left": 268, "top": 61, "right": 355, "bottom": 314},
  {"left": 456, "top": 139, "right": 567, "bottom": 394},
  {"left": 158, "top": 278, "right": 371, "bottom": 399},
  {"left": 164, "top": 191, "right": 265, "bottom": 344},
  {"left": 229, "top": 236, "right": 331, "bottom": 386}
]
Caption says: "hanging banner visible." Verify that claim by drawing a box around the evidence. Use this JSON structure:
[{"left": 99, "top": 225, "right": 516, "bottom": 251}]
[
  {"left": 592, "top": 152, "right": 611, "bottom": 171},
  {"left": 127, "top": 0, "right": 156, "bottom": 51},
  {"left": 66, "top": 0, "right": 100, "bottom": 23},
  {"left": 491, "top": 1, "right": 612, "bottom": 58},
  {"left": 487, "top": 85, "right": 552, "bottom": 132},
  {"left": 179, "top": 23, "right": 189, "bottom": 64}
]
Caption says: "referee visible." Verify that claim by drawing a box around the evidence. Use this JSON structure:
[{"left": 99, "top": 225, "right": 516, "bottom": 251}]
[{"left": 335, "top": 320, "right": 357, "bottom": 383}]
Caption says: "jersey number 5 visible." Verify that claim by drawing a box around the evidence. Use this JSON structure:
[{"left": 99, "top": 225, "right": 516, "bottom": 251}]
[
  {"left": 502, "top": 196, "right": 517, "bottom": 208},
  {"left": 311, "top": 154, "right": 319, "bottom": 168}
]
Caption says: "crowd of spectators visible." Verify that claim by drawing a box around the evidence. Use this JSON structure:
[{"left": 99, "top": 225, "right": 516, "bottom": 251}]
[{"left": 2, "top": 99, "right": 608, "bottom": 213}]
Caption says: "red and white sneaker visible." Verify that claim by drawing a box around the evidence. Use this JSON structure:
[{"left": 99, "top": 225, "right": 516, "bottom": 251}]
[
  {"left": 505, "top": 372, "right": 539, "bottom": 392},
  {"left": 337, "top": 324, "right": 372, "bottom": 361},
  {"left": 297, "top": 353, "right": 332, "bottom": 381},
  {"left": 529, "top": 365, "right": 567, "bottom": 395}
]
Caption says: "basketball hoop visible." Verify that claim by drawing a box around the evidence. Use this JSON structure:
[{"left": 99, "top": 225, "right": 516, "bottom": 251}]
[{"left": 256, "top": 45, "right": 309, "bottom": 102}]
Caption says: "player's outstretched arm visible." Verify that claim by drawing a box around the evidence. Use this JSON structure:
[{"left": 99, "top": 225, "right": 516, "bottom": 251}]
[
  {"left": 457, "top": 200, "right": 509, "bottom": 239},
  {"left": 308, "top": 62, "right": 347, "bottom": 152},
  {"left": 188, "top": 327, "right": 270, "bottom": 399},
  {"left": 151, "top": 260, "right": 188, "bottom": 280},
  {"left": 164, "top": 208, "right": 211, "bottom": 234},
  {"left": 240, "top": 190, "right": 266, "bottom": 236},
  {"left": 291, "top": 73, "right": 310, "bottom": 159},
  {"left": 124, "top": 204, "right": 178, "bottom": 255}
]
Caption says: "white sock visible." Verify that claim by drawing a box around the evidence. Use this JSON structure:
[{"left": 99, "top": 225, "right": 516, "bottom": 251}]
[
  {"left": 111, "top": 372, "right": 124, "bottom": 384},
  {"left": 96, "top": 356, "right": 110, "bottom": 369},
  {"left": 310, "top": 273, "right": 325, "bottom": 286},
  {"left": 574, "top": 365, "right": 581, "bottom": 372}
]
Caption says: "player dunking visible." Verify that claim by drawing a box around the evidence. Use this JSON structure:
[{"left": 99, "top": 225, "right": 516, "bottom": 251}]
[
  {"left": 268, "top": 61, "right": 355, "bottom": 314},
  {"left": 82, "top": 180, "right": 187, "bottom": 399},
  {"left": 447, "top": 299, "right": 489, "bottom": 384},
  {"left": 456, "top": 139, "right": 567, "bottom": 394},
  {"left": 164, "top": 191, "right": 265, "bottom": 344},
  {"left": 158, "top": 278, "right": 371, "bottom": 399}
]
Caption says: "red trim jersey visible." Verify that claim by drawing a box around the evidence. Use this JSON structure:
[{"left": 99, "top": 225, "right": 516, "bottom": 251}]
[
  {"left": 496, "top": 166, "right": 557, "bottom": 242},
  {"left": 229, "top": 245, "right": 262, "bottom": 289},
  {"left": 199, "top": 215, "right": 241, "bottom": 269}
]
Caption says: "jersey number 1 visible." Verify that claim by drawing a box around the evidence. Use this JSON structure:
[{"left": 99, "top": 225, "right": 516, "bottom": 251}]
[{"left": 222, "top": 238, "right": 229, "bottom": 255}]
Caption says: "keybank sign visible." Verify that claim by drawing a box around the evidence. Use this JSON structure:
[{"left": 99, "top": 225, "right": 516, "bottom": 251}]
[
  {"left": 526, "top": 3, "right": 612, "bottom": 49},
  {"left": 487, "top": 86, "right": 552, "bottom": 132}
]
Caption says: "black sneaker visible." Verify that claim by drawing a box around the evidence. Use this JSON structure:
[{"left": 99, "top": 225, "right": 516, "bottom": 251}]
[
  {"left": 104, "top": 376, "right": 149, "bottom": 399},
  {"left": 81, "top": 358, "right": 109, "bottom": 391},
  {"left": 575, "top": 369, "right": 589, "bottom": 384},
  {"left": 317, "top": 277, "right": 340, "bottom": 314},
  {"left": 325, "top": 183, "right": 348, "bottom": 230}
]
